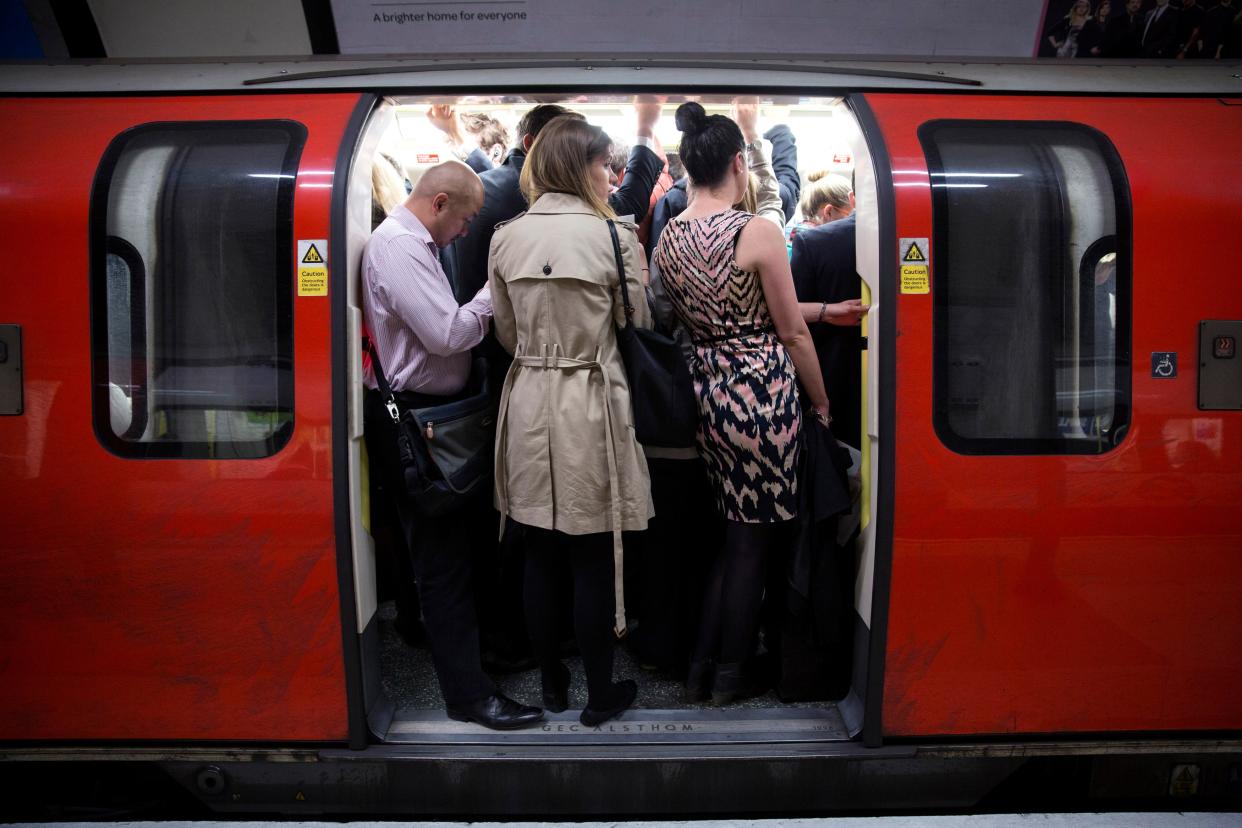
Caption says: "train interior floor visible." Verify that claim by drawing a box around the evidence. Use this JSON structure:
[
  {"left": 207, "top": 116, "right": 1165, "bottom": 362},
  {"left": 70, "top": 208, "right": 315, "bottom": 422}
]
[{"left": 376, "top": 601, "right": 850, "bottom": 744}]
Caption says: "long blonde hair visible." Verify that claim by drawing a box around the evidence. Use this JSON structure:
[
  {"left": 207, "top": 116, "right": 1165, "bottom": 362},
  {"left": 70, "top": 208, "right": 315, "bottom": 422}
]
[
  {"left": 737, "top": 173, "right": 760, "bottom": 213},
  {"left": 520, "top": 116, "right": 616, "bottom": 219},
  {"left": 371, "top": 152, "right": 408, "bottom": 229}
]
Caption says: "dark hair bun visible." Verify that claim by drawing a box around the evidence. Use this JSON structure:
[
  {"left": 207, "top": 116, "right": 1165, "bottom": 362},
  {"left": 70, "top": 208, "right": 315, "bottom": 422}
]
[
  {"left": 675, "top": 101, "right": 708, "bottom": 134},
  {"left": 676, "top": 102, "right": 743, "bottom": 189}
]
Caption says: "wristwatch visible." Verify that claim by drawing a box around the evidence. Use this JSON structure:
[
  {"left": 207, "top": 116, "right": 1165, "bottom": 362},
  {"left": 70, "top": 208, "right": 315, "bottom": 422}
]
[{"left": 744, "top": 139, "right": 762, "bottom": 152}]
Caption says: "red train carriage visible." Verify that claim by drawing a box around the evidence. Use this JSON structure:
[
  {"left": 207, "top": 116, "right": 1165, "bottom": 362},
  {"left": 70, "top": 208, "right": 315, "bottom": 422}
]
[{"left": 0, "top": 57, "right": 1239, "bottom": 815}]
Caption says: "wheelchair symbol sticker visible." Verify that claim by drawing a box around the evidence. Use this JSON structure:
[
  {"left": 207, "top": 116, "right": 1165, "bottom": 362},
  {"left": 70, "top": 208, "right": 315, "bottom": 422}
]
[{"left": 1152, "top": 352, "right": 1177, "bottom": 378}]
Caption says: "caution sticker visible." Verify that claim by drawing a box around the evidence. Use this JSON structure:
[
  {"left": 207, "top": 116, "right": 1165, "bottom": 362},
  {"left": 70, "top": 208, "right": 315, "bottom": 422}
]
[
  {"left": 1169, "top": 764, "right": 1200, "bottom": 797},
  {"left": 297, "top": 239, "right": 328, "bottom": 297},
  {"left": 900, "top": 265, "right": 929, "bottom": 294},
  {"left": 900, "top": 237, "right": 928, "bottom": 265},
  {"left": 899, "top": 238, "right": 929, "bottom": 295}
]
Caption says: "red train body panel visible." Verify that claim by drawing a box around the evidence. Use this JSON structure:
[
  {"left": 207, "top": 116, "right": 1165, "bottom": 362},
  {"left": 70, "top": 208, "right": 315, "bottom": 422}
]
[
  {"left": 0, "top": 68, "right": 1238, "bottom": 773},
  {"left": 0, "top": 94, "right": 363, "bottom": 741},
  {"left": 869, "top": 94, "right": 1242, "bottom": 737}
]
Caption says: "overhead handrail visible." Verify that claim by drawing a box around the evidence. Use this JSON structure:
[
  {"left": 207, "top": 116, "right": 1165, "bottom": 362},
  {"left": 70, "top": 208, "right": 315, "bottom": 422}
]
[{"left": 243, "top": 59, "right": 984, "bottom": 87}]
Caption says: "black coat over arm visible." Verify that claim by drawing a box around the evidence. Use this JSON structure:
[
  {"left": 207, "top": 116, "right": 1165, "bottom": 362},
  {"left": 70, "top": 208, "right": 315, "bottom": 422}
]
[{"left": 790, "top": 214, "right": 863, "bottom": 449}]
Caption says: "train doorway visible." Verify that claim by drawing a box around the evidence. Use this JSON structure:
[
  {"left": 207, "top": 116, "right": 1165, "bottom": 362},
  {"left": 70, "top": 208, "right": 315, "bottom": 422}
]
[{"left": 340, "top": 93, "right": 883, "bottom": 747}]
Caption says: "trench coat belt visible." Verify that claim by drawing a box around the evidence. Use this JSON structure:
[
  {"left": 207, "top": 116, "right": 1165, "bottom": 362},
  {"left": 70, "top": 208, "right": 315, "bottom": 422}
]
[{"left": 495, "top": 343, "right": 628, "bottom": 637}]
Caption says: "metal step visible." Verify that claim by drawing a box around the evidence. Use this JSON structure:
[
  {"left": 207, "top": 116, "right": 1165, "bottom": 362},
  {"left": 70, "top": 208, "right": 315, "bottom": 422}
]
[{"left": 385, "top": 704, "right": 849, "bottom": 745}]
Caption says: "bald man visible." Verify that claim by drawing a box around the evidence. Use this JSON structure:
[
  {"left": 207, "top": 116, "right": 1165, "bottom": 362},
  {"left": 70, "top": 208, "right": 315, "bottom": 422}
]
[{"left": 362, "top": 161, "right": 543, "bottom": 730}]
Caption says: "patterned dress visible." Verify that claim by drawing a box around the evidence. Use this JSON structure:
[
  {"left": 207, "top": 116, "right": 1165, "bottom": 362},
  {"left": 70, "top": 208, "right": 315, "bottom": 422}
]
[{"left": 653, "top": 209, "right": 801, "bottom": 523}]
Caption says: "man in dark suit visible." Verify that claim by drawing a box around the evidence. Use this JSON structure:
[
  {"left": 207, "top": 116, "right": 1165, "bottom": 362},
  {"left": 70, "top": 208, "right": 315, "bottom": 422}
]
[
  {"left": 444, "top": 101, "right": 664, "bottom": 303},
  {"left": 1112, "top": 0, "right": 1147, "bottom": 57},
  {"left": 791, "top": 212, "right": 864, "bottom": 450},
  {"left": 1201, "top": 0, "right": 1237, "bottom": 58},
  {"left": 1141, "top": 0, "right": 1181, "bottom": 56}
]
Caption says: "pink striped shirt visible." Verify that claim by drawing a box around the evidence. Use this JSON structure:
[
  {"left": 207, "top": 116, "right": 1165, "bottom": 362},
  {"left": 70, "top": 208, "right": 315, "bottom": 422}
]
[{"left": 363, "top": 205, "right": 492, "bottom": 396}]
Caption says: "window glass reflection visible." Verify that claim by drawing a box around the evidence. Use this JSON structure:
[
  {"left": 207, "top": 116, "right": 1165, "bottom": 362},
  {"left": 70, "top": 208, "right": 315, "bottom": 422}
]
[
  {"left": 921, "top": 122, "right": 1130, "bottom": 454},
  {"left": 92, "top": 122, "right": 304, "bottom": 459}
]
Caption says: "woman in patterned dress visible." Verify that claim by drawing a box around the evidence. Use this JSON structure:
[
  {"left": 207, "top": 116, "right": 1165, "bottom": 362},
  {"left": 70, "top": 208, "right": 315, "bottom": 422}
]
[{"left": 652, "top": 102, "right": 831, "bottom": 704}]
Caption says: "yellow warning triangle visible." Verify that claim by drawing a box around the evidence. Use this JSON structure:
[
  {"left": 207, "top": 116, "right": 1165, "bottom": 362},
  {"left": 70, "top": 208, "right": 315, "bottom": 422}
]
[
  {"left": 295, "top": 791, "right": 307, "bottom": 801},
  {"left": 1176, "top": 767, "right": 1195, "bottom": 782},
  {"left": 302, "top": 244, "right": 324, "bottom": 264},
  {"left": 903, "top": 242, "right": 926, "bottom": 263}
]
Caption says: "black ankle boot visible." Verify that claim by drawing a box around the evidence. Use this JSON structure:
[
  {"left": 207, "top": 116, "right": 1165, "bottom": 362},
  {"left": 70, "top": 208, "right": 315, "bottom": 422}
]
[
  {"left": 541, "top": 662, "right": 571, "bottom": 713},
  {"left": 710, "top": 662, "right": 766, "bottom": 705},
  {"left": 580, "top": 679, "right": 637, "bottom": 727},
  {"left": 684, "top": 659, "right": 713, "bottom": 702}
]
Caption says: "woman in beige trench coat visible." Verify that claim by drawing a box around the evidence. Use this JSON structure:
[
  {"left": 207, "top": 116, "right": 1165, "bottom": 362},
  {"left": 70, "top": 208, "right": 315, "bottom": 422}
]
[{"left": 488, "top": 117, "right": 653, "bottom": 727}]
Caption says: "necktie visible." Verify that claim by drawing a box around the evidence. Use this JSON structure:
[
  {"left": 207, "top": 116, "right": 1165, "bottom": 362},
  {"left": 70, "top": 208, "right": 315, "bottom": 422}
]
[
  {"left": 1143, "top": 6, "right": 1164, "bottom": 43},
  {"left": 433, "top": 241, "right": 461, "bottom": 297}
]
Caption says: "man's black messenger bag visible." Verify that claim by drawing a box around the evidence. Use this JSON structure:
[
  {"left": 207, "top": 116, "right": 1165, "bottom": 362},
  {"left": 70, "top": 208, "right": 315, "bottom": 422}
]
[{"left": 367, "top": 339, "right": 495, "bottom": 517}]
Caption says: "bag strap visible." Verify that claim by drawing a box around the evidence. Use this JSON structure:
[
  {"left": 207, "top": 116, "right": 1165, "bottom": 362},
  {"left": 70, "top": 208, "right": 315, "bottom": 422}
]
[
  {"left": 606, "top": 219, "right": 635, "bottom": 331},
  {"left": 364, "top": 337, "right": 402, "bottom": 424}
]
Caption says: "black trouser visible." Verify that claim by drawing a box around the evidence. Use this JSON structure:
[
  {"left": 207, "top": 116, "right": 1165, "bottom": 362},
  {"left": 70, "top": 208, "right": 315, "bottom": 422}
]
[
  {"left": 363, "top": 410, "right": 422, "bottom": 634},
  {"left": 629, "top": 457, "right": 721, "bottom": 676},
  {"left": 365, "top": 389, "right": 495, "bottom": 707},
  {"left": 521, "top": 524, "right": 616, "bottom": 708},
  {"left": 473, "top": 509, "right": 532, "bottom": 667}
]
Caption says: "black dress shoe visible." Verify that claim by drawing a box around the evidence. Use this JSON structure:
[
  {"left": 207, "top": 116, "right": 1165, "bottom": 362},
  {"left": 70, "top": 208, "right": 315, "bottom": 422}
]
[
  {"left": 447, "top": 693, "right": 544, "bottom": 730},
  {"left": 541, "top": 662, "right": 571, "bottom": 713},
  {"left": 580, "top": 680, "right": 637, "bottom": 727},
  {"left": 684, "top": 659, "right": 713, "bottom": 703}
]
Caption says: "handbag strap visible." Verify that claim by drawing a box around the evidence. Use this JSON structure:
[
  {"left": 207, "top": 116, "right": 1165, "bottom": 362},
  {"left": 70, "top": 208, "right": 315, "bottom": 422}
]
[
  {"left": 606, "top": 219, "right": 635, "bottom": 331},
  {"left": 364, "top": 337, "right": 402, "bottom": 424}
]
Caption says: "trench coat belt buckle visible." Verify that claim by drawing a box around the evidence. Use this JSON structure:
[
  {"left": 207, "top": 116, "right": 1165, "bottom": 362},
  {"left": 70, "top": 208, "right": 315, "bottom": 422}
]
[{"left": 507, "top": 344, "right": 628, "bottom": 637}]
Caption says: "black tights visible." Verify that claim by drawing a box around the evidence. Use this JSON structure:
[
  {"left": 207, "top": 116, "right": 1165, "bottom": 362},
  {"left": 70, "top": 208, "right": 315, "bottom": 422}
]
[
  {"left": 692, "top": 520, "right": 785, "bottom": 666},
  {"left": 523, "top": 526, "right": 616, "bottom": 707}
]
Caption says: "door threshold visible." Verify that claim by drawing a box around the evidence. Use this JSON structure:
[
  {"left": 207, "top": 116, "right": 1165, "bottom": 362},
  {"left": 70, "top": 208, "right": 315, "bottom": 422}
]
[{"left": 384, "top": 704, "right": 850, "bottom": 745}]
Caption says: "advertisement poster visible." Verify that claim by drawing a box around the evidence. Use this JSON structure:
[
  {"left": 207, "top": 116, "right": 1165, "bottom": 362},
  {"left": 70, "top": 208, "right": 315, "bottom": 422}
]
[
  {"left": 1037, "top": 0, "right": 1239, "bottom": 59},
  {"left": 330, "top": 0, "right": 1048, "bottom": 57}
]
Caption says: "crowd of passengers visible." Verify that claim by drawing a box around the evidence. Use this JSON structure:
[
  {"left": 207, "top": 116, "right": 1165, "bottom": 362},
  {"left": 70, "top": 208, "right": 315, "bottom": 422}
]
[
  {"left": 363, "top": 99, "right": 868, "bottom": 730},
  {"left": 1040, "top": 0, "right": 1242, "bottom": 58}
]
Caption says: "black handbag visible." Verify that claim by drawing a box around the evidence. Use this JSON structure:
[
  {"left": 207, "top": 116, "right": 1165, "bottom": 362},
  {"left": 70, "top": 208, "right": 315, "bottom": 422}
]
[
  {"left": 607, "top": 219, "right": 698, "bottom": 448},
  {"left": 367, "top": 340, "right": 495, "bottom": 517}
]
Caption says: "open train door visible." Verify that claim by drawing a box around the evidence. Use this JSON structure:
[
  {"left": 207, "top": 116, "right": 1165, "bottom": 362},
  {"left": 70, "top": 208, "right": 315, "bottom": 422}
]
[
  {"left": 0, "top": 92, "right": 374, "bottom": 745},
  {"left": 854, "top": 91, "right": 1242, "bottom": 742}
]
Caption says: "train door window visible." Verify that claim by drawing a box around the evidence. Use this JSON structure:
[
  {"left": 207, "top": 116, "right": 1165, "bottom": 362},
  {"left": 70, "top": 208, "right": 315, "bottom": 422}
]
[
  {"left": 90, "top": 122, "right": 306, "bottom": 459},
  {"left": 920, "top": 121, "right": 1131, "bottom": 454}
]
